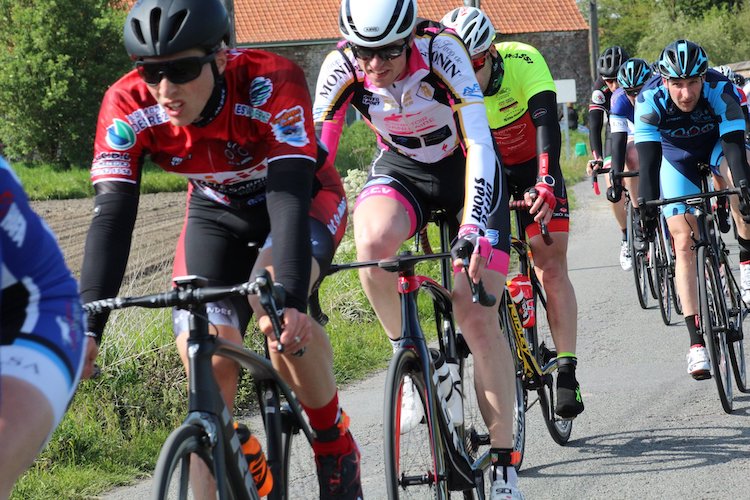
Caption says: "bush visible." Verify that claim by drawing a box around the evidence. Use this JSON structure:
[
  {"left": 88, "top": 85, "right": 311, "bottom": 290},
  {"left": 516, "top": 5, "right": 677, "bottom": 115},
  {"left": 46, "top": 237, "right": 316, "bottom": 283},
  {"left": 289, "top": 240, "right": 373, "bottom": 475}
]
[{"left": 333, "top": 120, "right": 378, "bottom": 176}]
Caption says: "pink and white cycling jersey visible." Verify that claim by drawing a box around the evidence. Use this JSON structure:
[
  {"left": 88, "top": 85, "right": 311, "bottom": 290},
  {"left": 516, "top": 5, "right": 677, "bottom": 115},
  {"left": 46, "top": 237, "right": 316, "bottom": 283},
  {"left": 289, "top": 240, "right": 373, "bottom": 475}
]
[{"left": 313, "top": 25, "right": 500, "bottom": 231}]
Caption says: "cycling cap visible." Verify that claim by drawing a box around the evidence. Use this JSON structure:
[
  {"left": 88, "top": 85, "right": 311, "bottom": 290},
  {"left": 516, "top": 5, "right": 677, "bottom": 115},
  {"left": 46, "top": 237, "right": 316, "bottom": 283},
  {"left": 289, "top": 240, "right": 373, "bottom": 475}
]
[
  {"left": 124, "top": 0, "right": 230, "bottom": 58},
  {"left": 657, "top": 39, "right": 708, "bottom": 79},
  {"left": 597, "top": 46, "right": 629, "bottom": 79},
  {"left": 617, "top": 58, "right": 653, "bottom": 89},
  {"left": 440, "top": 6, "right": 496, "bottom": 57},
  {"left": 339, "top": 0, "right": 417, "bottom": 47}
]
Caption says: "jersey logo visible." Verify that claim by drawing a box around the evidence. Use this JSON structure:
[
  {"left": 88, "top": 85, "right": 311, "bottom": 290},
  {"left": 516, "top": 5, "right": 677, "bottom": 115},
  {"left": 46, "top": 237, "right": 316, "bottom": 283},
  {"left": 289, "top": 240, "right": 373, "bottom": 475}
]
[
  {"left": 591, "top": 90, "right": 606, "bottom": 105},
  {"left": 249, "top": 77, "right": 273, "bottom": 107},
  {"left": 105, "top": 119, "right": 136, "bottom": 151},
  {"left": 417, "top": 82, "right": 435, "bottom": 101},
  {"left": 462, "top": 83, "right": 483, "bottom": 98},
  {"left": 270, "top": 105, "right": 310, "bottom": 147},
  {"left": 0, "top": 196, "right": 26, "bottom": 248}
]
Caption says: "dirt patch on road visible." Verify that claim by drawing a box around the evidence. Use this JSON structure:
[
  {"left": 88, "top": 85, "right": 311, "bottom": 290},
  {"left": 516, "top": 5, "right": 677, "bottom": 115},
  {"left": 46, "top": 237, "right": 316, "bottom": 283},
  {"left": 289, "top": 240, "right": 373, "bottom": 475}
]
[{"left": 31, "top": 191, "right": 188, "bottom": 292}]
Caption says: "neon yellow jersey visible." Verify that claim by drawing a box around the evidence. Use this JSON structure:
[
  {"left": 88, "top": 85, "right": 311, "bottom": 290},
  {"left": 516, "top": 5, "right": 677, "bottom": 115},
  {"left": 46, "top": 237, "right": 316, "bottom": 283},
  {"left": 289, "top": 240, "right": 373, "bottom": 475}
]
[{"left": 485, "top": 41, "right": 556, "bottom": 165}]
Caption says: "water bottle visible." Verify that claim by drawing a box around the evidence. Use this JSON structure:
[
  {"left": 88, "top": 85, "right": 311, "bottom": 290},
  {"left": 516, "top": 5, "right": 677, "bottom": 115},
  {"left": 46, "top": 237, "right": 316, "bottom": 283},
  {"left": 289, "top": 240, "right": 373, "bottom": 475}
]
[
  {"left": 235, "top": 423, "right": 273, "bottom": 496},
  {"left": 430, "top": 349, "right": 463, "bottom": 427},
  {"left": 508, "top": 274, "right": 535, "bottom": 328}
]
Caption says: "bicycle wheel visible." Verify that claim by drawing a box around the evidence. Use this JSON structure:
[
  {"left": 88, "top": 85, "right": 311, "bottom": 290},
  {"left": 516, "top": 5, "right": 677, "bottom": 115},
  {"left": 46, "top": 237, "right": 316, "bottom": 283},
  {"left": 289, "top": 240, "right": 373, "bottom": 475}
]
[
  {"left": 528, "top": 282, "right": 572, "bottom": 445},
  {"left": 698, "top": 245, "right": 733, "bottom": 413},
  {"left": 660, "top": 215, "right": 683, "bottom": 316},
  {"left": 384, "top": 348, "right": 447, "bottom": 499},
  {"left": 654, "top": 221, "right": 672, "bottom": 325},
  {"left": 152, "top": 423, "right": 237, "bottom": 500},
  {"left": 722, "top": 252, "right": 750, "bottom": 393},
  {"left": 627, "top": 202, "right": 649, "bottom": 309}
]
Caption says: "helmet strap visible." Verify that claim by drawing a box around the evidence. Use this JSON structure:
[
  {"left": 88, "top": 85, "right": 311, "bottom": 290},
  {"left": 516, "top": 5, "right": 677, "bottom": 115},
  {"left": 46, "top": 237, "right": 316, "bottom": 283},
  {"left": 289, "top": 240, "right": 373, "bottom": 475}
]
[{"left": 193, "top": 61, "right": 226, "bottom": 127}]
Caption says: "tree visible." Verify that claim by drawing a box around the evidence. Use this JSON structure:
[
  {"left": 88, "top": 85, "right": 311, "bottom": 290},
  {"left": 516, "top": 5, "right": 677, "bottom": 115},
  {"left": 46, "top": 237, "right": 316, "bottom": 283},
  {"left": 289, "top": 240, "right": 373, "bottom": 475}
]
[{"left": 0, "top": 0, "right": 131, "bottom": 167}]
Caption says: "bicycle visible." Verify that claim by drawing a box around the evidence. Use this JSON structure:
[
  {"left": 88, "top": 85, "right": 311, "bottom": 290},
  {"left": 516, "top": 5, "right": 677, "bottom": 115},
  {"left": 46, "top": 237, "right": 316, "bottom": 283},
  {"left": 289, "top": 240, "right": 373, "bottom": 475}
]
[
  {"left": 503, "top": 202, "right": 573, "bottom": 446},
  {"left": 641, "top": 163, "right": 750, "bottom": 413},
  {"left": 84, "top": 270, "right": 313, "bottom": 500},
  {"left": 325, "top": 212, "right": 514, "bottom": 499}
]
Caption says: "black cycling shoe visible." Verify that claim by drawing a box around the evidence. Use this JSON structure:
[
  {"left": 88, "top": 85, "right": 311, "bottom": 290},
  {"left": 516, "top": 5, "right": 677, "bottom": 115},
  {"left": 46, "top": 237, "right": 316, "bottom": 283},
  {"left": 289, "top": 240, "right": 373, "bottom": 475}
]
[
  {"left": 315, "top": 432, "right": 363, "bottom": 500},
  {"left": 715, "top": 200, "right": 732, "bottom": 234},
  {"left": 555, "top": 358, "right": 584, "bottom": 419}
]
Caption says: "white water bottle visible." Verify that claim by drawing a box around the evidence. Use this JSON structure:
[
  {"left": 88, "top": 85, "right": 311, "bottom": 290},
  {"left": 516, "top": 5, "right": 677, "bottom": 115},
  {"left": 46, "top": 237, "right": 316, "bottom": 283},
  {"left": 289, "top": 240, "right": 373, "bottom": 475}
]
[{"left": 431, "top": 349, "right": 464, "bottom": 427}]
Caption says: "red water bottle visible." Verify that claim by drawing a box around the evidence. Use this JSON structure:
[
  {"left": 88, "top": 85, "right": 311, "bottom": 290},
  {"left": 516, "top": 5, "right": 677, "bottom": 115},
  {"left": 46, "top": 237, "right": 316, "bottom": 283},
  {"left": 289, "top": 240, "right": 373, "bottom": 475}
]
[{"left": 508, "top": 274, "right": 535, "bottom": 328}]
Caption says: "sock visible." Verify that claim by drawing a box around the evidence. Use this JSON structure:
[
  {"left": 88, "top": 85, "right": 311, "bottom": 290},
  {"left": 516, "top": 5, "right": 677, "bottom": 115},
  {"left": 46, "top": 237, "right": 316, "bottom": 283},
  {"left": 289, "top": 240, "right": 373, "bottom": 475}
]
[
  {"left": 389, "top": 338, "right": 401, "bottom": 352},
  {"left": 686, "top": 315, "right": 703, "bottom": 347},
  {"left": 490, "top": 448, "right": 519, "bottom": 486},
  {"left": 303, "top": 394, "right": 353, "bottom": 456}
]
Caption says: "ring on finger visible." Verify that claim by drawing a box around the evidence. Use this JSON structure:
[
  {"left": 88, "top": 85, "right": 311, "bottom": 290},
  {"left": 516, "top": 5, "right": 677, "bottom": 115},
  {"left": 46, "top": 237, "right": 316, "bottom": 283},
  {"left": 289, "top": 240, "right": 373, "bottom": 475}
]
[{"left": 294, "top": 335, "right": 301, "bottom": 343}]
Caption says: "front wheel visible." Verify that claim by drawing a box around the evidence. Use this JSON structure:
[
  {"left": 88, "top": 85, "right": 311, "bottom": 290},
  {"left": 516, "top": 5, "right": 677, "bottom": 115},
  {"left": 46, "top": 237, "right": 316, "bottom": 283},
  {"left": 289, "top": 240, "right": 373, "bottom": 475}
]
[
  {"left": 722, "top": 252, "right": 750, "bottom": 393},
  {"left": 628, "top": 202, "right": 649, "bottom": 309},
  {"left": 698, "top": 246, "right": 733, "bottom": 413},
  {"left": 384, "top": 348, "right": 447, "bottom": 499},
  {"left": 152, "top": 424, "right": 234, "bottom": 500},
  {"left": 654, "top": 222, "right": 673, "bottom": 325}
]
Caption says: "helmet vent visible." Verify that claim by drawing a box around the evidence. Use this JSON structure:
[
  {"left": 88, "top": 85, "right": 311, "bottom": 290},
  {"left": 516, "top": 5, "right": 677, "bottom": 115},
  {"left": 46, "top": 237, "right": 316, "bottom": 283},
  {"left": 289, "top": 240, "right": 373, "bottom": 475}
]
[
  {"left": 149, "top": 8, "right": 162, "bottom": 45},
  {"left": 397, "top": 0, "right": 414, "bottom": 35},
  {"left": 168, "top": 10, "right": 188, "bottom": 43},
  {"left": 130, "top": 19, "right": 146, "bottom": 45}
]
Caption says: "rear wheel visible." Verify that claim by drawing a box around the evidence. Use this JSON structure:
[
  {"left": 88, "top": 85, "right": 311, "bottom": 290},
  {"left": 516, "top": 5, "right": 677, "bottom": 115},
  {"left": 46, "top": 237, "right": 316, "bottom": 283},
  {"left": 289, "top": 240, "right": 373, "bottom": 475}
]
[
  {"left": 654, "top": 221, "right": 673, "bottom": 325},
  {"left": 722, "top": 252, "right": 750, "bottom": 393},
  {"left": 698, "top": 246, "right": 733, "bottom": 413},
  {"left": 528, "top": 281, "right": 572, "bottom": 444}
]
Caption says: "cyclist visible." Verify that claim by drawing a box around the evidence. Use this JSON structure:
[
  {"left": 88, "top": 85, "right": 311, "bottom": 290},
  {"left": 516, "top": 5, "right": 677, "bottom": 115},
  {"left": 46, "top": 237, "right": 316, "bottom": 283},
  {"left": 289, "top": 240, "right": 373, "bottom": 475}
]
[
  {"left": 636, "top": 39, "right": 750, "bottom": 379},
  {"left": 314, "top": 0, "right": 523, "bottom": 497},
  {"left": 588, "top": 46, "right": 632, "bottom": 270},
  {"left": 0, "top": 156, "right": 93, "bottom": 500},
  {"left": 605, "top": 58, "right": 653, "bottom": 250},
  {"left": 441, "top": 6, "right": 584, "bottom": 420},
  {"left": 78, "top": 0, "right": 361, "bottom": 497}
]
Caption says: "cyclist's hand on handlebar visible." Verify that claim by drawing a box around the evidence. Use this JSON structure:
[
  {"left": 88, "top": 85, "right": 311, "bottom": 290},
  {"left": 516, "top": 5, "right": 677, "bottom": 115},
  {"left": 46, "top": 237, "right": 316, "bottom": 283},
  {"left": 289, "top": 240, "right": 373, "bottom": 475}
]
[
  {"left": 639, "top": 206, "right": 658, "bottom": 240},
  {"left": 258, "top": 307, "right": 311, "bottom": 356},
  {"left": 82, "top": 337, "right": 100, "bottom": 379},
  {"left": 524, "top": 185, "right": 555, "bottom": 224},
  {"left": 451, "top": 225, "right": 491, "bottom": 284},
  {"left": 586, "top": 158, "right": 602, "bottom": 176}
]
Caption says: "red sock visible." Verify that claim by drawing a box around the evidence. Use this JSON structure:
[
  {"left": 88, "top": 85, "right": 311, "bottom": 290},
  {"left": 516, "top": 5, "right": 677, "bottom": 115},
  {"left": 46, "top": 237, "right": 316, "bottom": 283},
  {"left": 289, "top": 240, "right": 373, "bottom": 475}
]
[{"left": 302, "top": 393, "right": 353, "bottom": 456}]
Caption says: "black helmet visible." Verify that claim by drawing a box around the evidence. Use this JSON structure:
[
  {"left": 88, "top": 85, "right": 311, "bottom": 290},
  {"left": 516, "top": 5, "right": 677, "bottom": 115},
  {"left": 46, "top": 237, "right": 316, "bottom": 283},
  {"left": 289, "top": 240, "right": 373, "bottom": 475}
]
[
  {"left": 657, "top": 39, "right": 708, "bottom": 79},
  {"left": 597, "top": 46, "right": 629, "bottom": 79},
  {"left": 124, "top": 0, "right": 230, "bottom": 58}
]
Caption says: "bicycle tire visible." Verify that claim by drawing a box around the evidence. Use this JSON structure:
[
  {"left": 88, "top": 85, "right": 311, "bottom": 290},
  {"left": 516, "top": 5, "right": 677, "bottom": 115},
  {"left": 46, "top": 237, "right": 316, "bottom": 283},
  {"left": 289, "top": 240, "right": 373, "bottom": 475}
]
[
  {"left": 627, "top": 202, "right": 649, "bottom": 309},
  {"left": 152, "top": 423, "right": 241, "bottom": 500},
  {"left": 722, "top": 252, "right": 750, "bottom": 393},
  {"left": 647, "top": 229, "right": 659, "bottom": 301},
  {"left": 495, "top": 308, "right": 526, "bottom": 470},
  {"left": 654, "top": 221, "right": 672, "bottom": 325},
  {"left": 698, "top": 245, "right": 733, "bottom": 413},
  {"left": 528, "top": 281, "right": 572, "bottom": 445},
  {"left": 384, "top": 348, "right": 447, "bottom": 499},
  {"left": 662, "top": 221, "right": 683, "bottom": 315}
]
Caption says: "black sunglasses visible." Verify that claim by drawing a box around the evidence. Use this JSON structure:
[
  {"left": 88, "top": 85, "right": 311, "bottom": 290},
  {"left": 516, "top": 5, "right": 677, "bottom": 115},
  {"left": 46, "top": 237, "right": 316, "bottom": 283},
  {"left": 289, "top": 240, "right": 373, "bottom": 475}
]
[
  {"left": 351, "top": 40, "right": 409, "bottom": 61},
  {"left": 135, "top": 53, "right": 215, "bottom": 86},
  {"left": 625, "top": 87, "right": 642, "bottom": 97}
]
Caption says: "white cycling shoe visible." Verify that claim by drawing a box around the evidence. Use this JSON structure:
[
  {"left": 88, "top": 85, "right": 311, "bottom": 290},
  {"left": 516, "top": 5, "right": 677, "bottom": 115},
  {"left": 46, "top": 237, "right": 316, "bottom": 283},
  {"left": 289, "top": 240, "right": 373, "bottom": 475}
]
[
  {"left": 490, "top": 477, "right": 525, "bottom": 500},
  {"left": 619, "top": 240, "right": 632, "bottom": 271},
  {"left": 740, "top": 262, "right": 750, "bottom": 304},
  {"left": 687, "top": 345, "right": 711, "bottom": 380},
  {"left": 400, "top": 375, "right": 425, "bottom": 434}
]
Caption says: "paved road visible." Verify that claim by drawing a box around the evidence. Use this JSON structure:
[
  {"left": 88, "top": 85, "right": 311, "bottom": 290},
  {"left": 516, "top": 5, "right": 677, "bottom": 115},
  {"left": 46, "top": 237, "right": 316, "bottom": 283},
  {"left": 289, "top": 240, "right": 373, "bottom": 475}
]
[{"left": 102, "top": 180, "right": 750, "bottom": 499}]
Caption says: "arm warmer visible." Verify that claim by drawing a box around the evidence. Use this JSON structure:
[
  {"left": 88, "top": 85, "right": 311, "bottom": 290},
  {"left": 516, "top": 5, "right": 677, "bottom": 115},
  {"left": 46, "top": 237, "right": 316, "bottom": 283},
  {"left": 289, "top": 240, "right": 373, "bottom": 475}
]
[
  {"left": 636, "top": 141, "right": 662, "bottom": 203},
  {"left": 266, "top": 158, "right": 314, "bottom": 312},
  {"left": 79, "top": 185, "right": 139, "bottom": 339},
  {"left": 722, "top": 130, "right": 750, "bottom": 189},
  {"left": 610, "top": 132, "right": 628, "bottom": 176},
  {"left": 529, "top": 91, "right": 562, "bottom": 177},
  {"left": 588, "top": 108, "right": 605, "bottom": 158}
]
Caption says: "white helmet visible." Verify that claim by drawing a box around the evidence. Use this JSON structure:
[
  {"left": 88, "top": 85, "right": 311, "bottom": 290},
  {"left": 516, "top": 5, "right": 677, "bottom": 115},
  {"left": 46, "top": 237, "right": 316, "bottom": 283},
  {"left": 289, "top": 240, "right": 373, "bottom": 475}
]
[
  {"left": 339, "top": 0, "right": 417, "bottom": 48},
  {"left": 440, "top": 6, "right": 496, "bottom": 57}
]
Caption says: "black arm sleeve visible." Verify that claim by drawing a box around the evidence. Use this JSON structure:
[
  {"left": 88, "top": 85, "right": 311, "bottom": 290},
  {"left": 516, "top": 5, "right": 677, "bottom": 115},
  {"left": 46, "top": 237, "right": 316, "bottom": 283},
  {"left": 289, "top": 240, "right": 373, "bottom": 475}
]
[
  {"left": 636, "top": 141, "right": 662, "bottom": 203},
  {"left": 610, "top": 132, "right": 628, "bottom": 176},
  {"left": 528, "top": 91, "right": 562, "bottom": 176},
  {"left": 588, "top": 108, "right": 605, "bottom": 158},
  {"left": 266, "top": 158, "right": 314, "bottom": 312},
  {"left": 79, "top": 185, "right": 139, "bottom": 339},
  {"left": 722, "top": 130, "right": 750, "bottom": 189}
]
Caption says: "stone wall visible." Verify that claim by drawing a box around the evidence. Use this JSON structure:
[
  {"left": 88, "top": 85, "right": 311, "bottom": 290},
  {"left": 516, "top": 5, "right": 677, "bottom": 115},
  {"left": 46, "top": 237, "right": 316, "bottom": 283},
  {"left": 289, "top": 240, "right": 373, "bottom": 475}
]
[{"left": 252, "top": 29, "right": 592, "bottom": 107}]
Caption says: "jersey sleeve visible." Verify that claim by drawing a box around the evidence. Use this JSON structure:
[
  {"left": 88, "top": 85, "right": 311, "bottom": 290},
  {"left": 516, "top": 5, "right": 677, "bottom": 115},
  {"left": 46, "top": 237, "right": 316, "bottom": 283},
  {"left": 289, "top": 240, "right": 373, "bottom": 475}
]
[
  {"left": 432, "top": 33, "right": 502, "bottom": 232},
  {"left": 514, "top": 44, "right": 556, "bottom": 101},
  {"left": 609, "top": 90, "right": 630, "bottom": 134},
  {"left": 708, "top": 80, "right": 746, "bottom": 137},
  {"left": 91, "top": 76, "right": 151, "bottom": 187},
  {"left": 634, "top": 90, "right": 662, "bottom": 144},
  {"left": 313, "top": 48, "right": 357, "bottom": 164}
]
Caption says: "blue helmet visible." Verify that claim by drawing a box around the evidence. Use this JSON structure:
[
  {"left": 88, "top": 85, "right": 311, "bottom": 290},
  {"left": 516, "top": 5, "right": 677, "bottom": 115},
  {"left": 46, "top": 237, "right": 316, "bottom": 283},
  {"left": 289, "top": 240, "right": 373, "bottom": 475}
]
[
  {"left": 617, "top": 58, "right": 652, "bottom": 89},
  {"left": 657, "top": 39, "right": 708, "bottom": 79}
]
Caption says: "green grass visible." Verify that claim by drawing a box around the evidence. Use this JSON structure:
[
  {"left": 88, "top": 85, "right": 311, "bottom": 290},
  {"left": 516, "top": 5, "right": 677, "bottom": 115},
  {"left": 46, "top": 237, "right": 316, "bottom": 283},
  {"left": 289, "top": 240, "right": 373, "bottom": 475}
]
[
  {"left": 10, "top": 126, "right": 591, "bottom": 499},
  {"left": 12, "top": 161, "right": 187, "bottom": 201}
]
